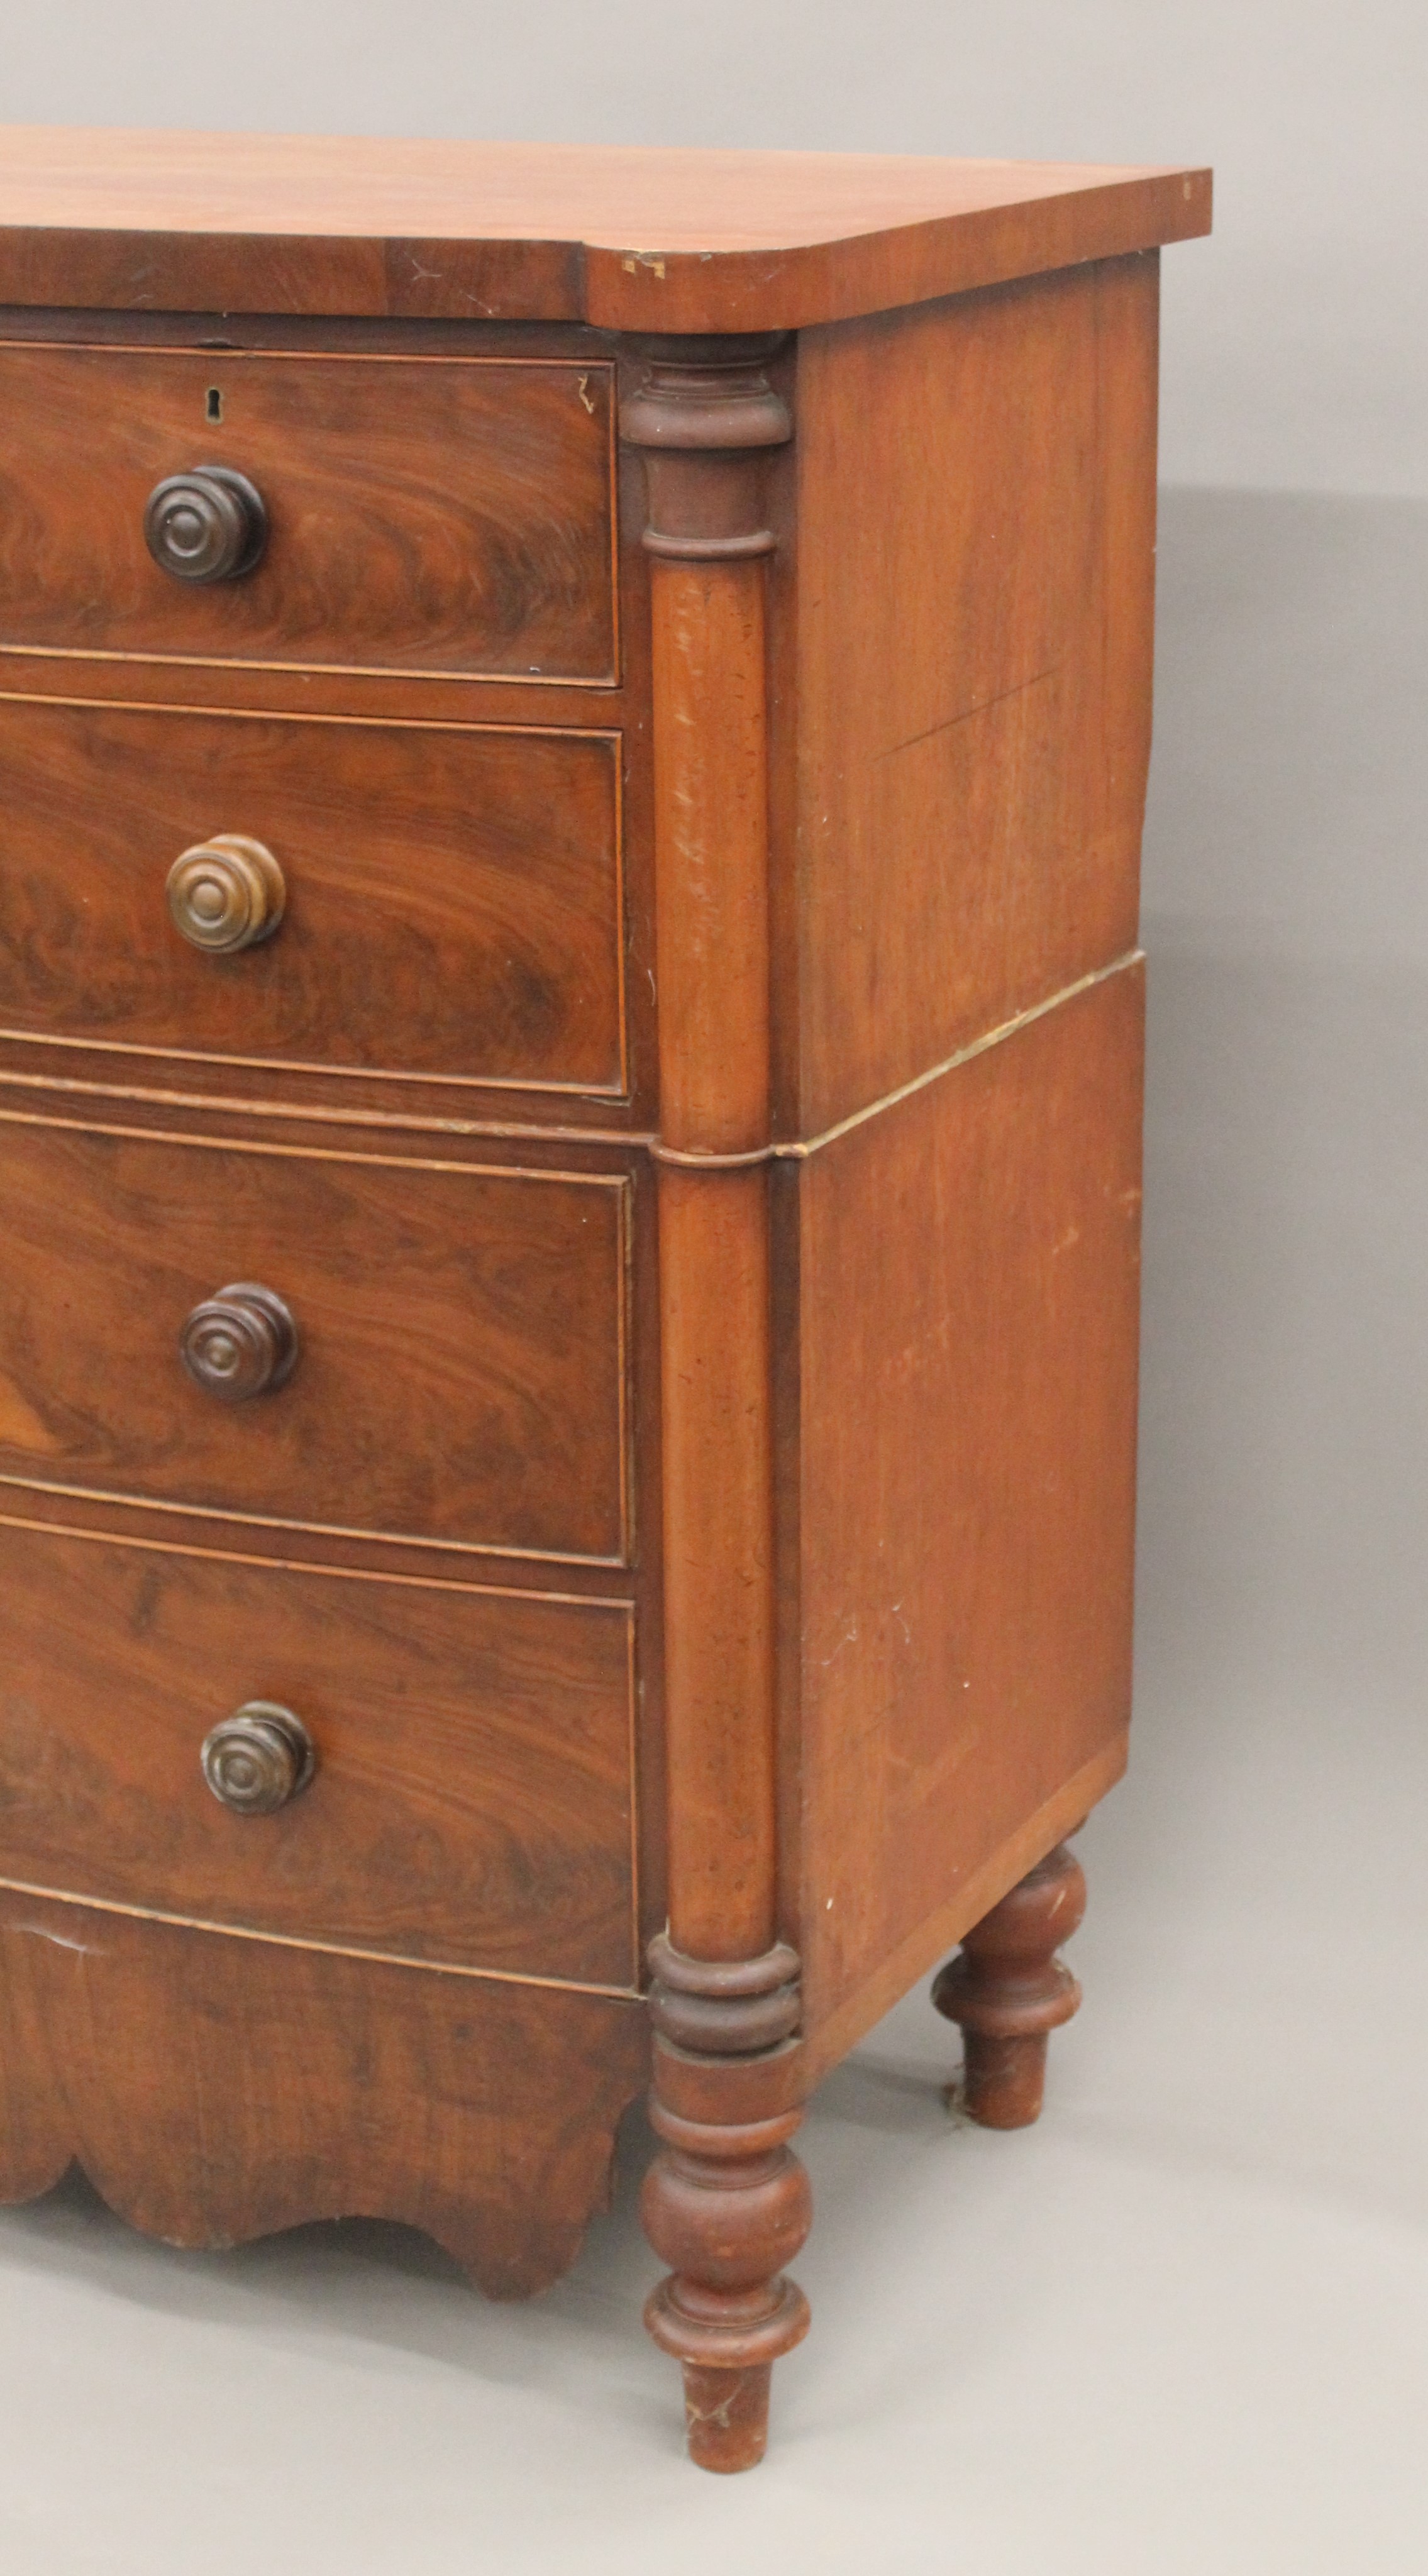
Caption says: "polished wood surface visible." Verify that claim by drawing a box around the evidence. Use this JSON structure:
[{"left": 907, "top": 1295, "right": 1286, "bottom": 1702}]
[
  {"left": 0, "top": 1520, "right": 636, "bottom": 1982},
  {"left": 0, "top": 340, "right": 617, "bottom": 682},
  {"left": 785, "top": 253, "right": 1158, "bottom": 1134},
  {"left": 0, "top": 697, "right": 625, "bottom": 1095},
  {"left": 0, "top": 1889, "right": 648, "bottom": 2294},
  {"left": 0, "top": 129, "right": 1208, "bottom": 2470},
  {"left": 790, "top": 964, "right": 1144, "bottom": 2041},
  {"left": 0, "top": 131, "right": 1210, "bottom": 329},
  {"left": 0, "top": 1118, "right": 629, "bottom": 1561}
]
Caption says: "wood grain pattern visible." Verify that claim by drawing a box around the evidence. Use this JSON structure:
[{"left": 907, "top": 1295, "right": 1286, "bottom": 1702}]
[
  {"left": 0, "top": 131, "right": 1210, "bottom": 330},
  {"left": 0, "top": 1520, "right": 636, "bottom": 1984},
  {"left": 0, "top": 1118, "right": 629, "bottom": 1562},
  {"left": 0, "top": 1888, "right": 648, "bottom": 2294},
  {"left": 783, "top": 254, "right": 1160, "bottom": 1134},
  {"left": 0, "top": 340, "right": 616, "bottom": 683},
  {"left": 790, "top": 964, "right": 1144, "bottom": 2040},
  {"left": 0, "top": 697, "right": 624, "bottom": 1096}
]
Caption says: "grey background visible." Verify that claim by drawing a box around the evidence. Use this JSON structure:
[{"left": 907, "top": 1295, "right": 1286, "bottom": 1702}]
[{"left": 1, "top": 10, "right": 1425, "bottom": 2571}]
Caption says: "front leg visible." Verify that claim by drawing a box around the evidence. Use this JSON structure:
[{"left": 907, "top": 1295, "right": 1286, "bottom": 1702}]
[
  {"left": 641, "top": 1936, "right": 811, "bottom": 2472},
  {"left": 931, "top": 1841, "right": 1086, "bottom": 2127}
]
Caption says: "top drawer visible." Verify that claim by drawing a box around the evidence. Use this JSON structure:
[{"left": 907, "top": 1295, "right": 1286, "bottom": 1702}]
[{"left": 0, "top": 343, "right": 618, "bottom": 685}]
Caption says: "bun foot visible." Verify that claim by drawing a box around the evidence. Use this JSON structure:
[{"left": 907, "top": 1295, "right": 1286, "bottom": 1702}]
[{"left": 933, "top": 1840, "right": 1087, "bottom": 2128}]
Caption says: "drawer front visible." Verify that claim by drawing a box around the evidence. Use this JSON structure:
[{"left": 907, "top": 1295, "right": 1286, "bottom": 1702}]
[
  {"left": 0, "top": 699, "right": 624, "bottom": 1097},
  {"left": 0, "top": 1120, "right": 629, "bottom": 1562},
  {"left": 0, "top": 343, "right": 617, "bottom": 684},
  {"left": 0, "top": 1520, "right": 636, "bottom": 1986}
]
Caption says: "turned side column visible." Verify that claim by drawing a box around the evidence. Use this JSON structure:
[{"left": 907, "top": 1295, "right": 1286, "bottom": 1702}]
[
  {"left": 621, "top": 340, "right": 808, "bottom": 2472},
  {"left": 933, "top": 1842, "right": 1087, "bottom": 2128}
]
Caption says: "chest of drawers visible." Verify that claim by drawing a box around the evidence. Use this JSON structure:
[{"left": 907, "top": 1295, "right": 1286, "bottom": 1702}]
[{"left": 0, "top": 130, "right": 1209, "bottom": 2470}]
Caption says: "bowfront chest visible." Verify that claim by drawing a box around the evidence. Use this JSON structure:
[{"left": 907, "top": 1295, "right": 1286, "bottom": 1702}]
[{"left": 0, "top": 131, "right": 1209, "bottom": 2469}]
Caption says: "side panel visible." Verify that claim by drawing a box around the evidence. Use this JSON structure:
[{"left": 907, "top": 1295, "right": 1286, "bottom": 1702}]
[
  {"left": 794, "top": 966, "right": 1144, "bottom": 2047},
  {"left": 790, "top": 253, "right": 1159, "bottom": 1134}
]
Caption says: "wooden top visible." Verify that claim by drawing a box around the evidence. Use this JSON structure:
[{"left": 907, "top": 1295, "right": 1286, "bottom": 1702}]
[{"left": 0, "top": 130, "right": 1211, "bottom": 332}]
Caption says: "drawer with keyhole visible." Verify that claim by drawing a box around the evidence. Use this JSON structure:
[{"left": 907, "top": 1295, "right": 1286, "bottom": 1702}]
[
  {"left": 0, "top": 696, "right": 626, "bottom": 1100},
  {"left": 0, "top": 340, "right": 617, "bottom": 683}
]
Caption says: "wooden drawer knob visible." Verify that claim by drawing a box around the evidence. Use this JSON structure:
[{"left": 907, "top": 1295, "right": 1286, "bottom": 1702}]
[
  {"left": 201, "top": 1702, "right": 316, "bottom": 1815},
  {"left": 167, "top": 835, "right": 285, "bottom": 954},
  {"left": 179, "top": 1282, "right": 299, "bottom": 1402},
  {"left": 144, "top": 465, "right": 268, "bottom": 582}
]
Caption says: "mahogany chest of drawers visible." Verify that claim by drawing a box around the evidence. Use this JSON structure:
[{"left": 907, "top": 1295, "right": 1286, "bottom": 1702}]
[{"left": 0, "top": 131, "right": 1210, "bottom": 2470}]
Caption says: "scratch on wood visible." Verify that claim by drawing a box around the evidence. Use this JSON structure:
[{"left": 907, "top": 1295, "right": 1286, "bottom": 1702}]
[
  {"left": 13, "top": 1920, "right": 100, "bottom": 1957},
  {"left": 878, "top": 665, "right": 1061, "bottom": 761}
]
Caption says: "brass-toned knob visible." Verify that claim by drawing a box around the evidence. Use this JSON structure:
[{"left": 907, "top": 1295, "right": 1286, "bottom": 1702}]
[
  {"left": 167, "top": 836, "right": 285, "bottom": 954},
  {"left": 144, "top": 465, "right": 268, "bottom": 583},
  {"left": 179, "top": 1283, "right": 298, "bottom": 1402},
  {"left": 201, "top": 1703, "right": 316, "bottom": 1815}
]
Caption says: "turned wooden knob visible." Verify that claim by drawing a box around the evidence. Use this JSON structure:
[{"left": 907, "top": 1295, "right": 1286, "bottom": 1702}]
[
  {"left": 179, "top": 1282, "right": 299, "bottom": 1402},
  {"left": 167, "top": 835, "right": 285, "bottom": 954},
  {"left": 201, "top": 1703, "right": 316, "bottom": 1815},
  {"left": 143, "top": 465, "right": 268, "bottom": 582}
]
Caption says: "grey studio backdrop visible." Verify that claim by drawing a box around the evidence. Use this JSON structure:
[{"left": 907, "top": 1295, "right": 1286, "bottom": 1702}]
[{"left": 1, "top": 9, "right": 1425, "bottom": 2574}]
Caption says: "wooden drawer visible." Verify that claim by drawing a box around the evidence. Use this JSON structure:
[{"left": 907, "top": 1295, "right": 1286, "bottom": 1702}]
[
  {"left": 0, "top": 341, "right": 617, "bottom": 684},
  {"left": 0, "top": 1119, "right": 630, "bottom": 1563},
  {"left": 0, "top": 697, "right": 624, "bottom": 1098},
  {"left": 0, "top": 1520, "right": 637, "bottom": 1987}
]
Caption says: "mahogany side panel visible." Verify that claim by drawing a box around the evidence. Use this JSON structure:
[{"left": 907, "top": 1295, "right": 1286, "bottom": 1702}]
[
  {"left": 792, "top": 964, "right": 1144, "bottom": 2040},
  {"left": 0, "top": 341, "right": 617, "bottom": 684},
  {"left": 787, "top": 254, "right": 1159, "bottom": 1134},
  {"left": 0, "top": 697, "right": 624, "bottom": 1097},
  {"left": 0, "top": 1118, "right": 629, "bottom": 1562},
  {"left": 0, "top": 1891, "right": 648, "bottom": 2296},
  {"left": 0, "top": 1520, "right": 637, "bottom": 1986}
]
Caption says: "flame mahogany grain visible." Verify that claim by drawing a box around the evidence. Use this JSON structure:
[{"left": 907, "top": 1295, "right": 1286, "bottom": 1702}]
[
  {"left": 0, "top": 340, "right": 617, "bottom": 683},
  {"left": 0, "top": 1520, "right": 638, "bottom": 1985},
  {"left": 0, "top": 1118, "right": 630, "bottom": 1562},
  {"left": 0, "top": 697, "right": 625, "bottom": 1097}
]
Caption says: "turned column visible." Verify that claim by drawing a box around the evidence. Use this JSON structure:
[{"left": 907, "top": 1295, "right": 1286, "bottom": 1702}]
[
  {"left": 621, "top": 340, "right": 809, "bottom": 2473},
  {"left": 932, "top": 1842, "right": 1087, "bottom": 2128}
]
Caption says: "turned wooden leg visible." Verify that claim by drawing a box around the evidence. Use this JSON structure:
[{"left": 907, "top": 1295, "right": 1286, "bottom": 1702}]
[
  {"left": 641, "top": 1937, "right": 811, "bottom": 2471},
  {"left": 931, "top": 1840, "right": 1086, "bottom": 2127}
]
